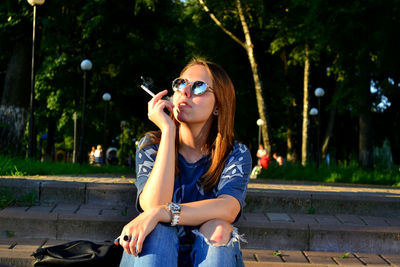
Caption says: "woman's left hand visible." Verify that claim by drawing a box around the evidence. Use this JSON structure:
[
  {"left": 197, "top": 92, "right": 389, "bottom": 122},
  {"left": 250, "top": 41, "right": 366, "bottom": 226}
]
[{"left": 119, "top": 206, "right": 169, "bottom": 257}]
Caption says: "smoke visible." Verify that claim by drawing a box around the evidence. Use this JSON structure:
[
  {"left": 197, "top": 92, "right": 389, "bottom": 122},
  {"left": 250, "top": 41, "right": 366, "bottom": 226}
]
[{"left": 140, "top": 76, "right": 154, "bottom": 89}]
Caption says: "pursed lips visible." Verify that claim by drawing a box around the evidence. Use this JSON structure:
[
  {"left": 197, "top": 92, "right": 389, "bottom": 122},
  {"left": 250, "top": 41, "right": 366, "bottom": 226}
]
[{"left": 177, "top": 100, "right": 191, "bottom": 109}]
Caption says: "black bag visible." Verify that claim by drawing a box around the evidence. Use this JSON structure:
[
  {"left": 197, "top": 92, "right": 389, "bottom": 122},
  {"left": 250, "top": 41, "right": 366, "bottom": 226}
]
[{"left": 31, "top": 240, "right": 123, "bottom": 267}]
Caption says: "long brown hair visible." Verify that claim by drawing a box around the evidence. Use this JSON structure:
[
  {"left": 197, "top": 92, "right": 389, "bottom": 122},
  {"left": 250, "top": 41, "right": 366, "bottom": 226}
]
[{"left": 140, "top": 59, "right": 236, "bottom": 192}]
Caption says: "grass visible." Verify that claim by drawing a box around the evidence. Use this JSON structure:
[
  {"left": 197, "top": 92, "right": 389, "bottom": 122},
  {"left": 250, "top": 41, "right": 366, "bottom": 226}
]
[
  {"left": 0, "top": 189, "right": 14, "bottom": 209},
  {"left": 257, "top": 162, "right": 400, "bottom": 187},
  {"left": 1, "top": 154, "right": 399, "bottom": 187},
  {"left": 0, "top": 188, "right": 37, "bottom": 209},
  {"left": 0, "top": 154, "right": 132, "bottom": 176}
]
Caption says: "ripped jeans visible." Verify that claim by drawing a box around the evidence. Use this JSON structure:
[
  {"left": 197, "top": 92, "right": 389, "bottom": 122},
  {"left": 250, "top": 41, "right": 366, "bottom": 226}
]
[{"left": 119, "top": 223, "right": 245, "bottom": 267}]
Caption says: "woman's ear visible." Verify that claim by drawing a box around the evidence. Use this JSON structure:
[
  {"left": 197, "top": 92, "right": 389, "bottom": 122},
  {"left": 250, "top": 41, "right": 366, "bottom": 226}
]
[{"left": 213, "top": 108, "right": 219, "bottom": 116}]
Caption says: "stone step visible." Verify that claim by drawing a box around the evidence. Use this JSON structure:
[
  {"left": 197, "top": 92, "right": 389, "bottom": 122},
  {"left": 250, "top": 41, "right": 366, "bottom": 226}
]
[
  {"left": 0, "top": 204, "right": 136, "bottom": 242},
  {"left": 237, "top": 212, "right": 400, "bottom": 255},
  {"left": 1, "top": 205, "right": 399, "bottom": 255},
  {"left": 1, "top": 238, "right": 399, "bottom": 267},
  {"left": 0, "top": 178, "right": 136, "bottom": 206},
  {"left": 245, "top": 181, "right": 400, "bottom": 217},
  {"left": 2, "top": 178, "right": 400, "bottom": 217}
]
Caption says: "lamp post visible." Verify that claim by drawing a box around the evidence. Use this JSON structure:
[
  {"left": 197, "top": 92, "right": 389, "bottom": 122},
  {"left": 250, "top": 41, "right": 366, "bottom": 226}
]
[
  {"left": 309, "top": 108, "right": 318, "bottom": 165},
  {"left": 256, "top": 119, "right": 264, "bottom": 148},
  {"left": 72, "top": 112, "right": 77, "bottom": 163},
  {"left": 27, "top": 0, "right": 45, "bottom": 159},
  {"left": 314, "top": 88, "right": 325, "bottom": 168},
  {"left": 78, "top": 59, "right": 92, "bottom": 163},
  {"left": 102, "top": 93, "right": 111, "bottom": 152}
]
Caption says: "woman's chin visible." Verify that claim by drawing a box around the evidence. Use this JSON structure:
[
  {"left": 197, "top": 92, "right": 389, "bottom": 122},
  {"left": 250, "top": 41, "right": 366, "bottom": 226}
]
[{"left": 174, "top": 111, "right": 187, "bottom": 123}]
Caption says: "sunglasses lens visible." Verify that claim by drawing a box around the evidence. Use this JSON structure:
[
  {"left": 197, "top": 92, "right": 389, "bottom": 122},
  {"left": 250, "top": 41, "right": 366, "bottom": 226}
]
[
  {"left": 192, "top": 81, "right": 207, "bottom": 95},
  {"left": 172, "top": 79, "right": 210, "bottom": 96},
  {"left": 173, "top": 79, "right": 187, "bottom": 91}
]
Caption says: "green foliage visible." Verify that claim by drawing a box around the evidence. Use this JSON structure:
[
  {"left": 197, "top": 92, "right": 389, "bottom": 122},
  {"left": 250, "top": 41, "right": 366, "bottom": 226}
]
[
  {"left": 308, "top": 206, "right": 315, "bottom": 214},
  {"left": 0, "top": 188, "right": 36, "bottom": 209},
  {"left": 18, "top": 190, "right": 36, "bottom": 206},
  {"left": 1, "top": 0, "right": 400, "bottom": 168},
  {"left": 117, "top": 118, "right": 147, "bottom": 166},
  {"left": 257, "top": 162, "right": 400, "bottom": 187},
  {"left": 3, "top": 230, "right": 15, "bottom": 238},
  {"left": 10, "top": 166, "right": 26, "bottom": 176},
  {"left": 0, "top": 189, "right": 14, "bottom": 209},
  {"left": 374, "top": 139, "right": 393, "bottom": 169},
  {"left": 120, "top": 209, "right": 127, "bottom": 216},
  {"left": 339, "top": 252, "right": 351, "bottom": 259}
]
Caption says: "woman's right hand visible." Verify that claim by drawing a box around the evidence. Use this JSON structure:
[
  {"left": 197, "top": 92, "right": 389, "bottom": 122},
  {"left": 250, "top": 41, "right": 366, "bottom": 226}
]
[
  {"left": 119, "top": 206, "right": 170, "bottom": 257},
  {"left": 147, "top": 90, "right": 175, "bottom": 132}
]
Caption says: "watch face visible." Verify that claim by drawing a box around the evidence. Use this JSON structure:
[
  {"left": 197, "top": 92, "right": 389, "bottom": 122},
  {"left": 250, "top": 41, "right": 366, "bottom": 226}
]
[{"left": 168, "top": 203, "right": 181, "bottom": 213}]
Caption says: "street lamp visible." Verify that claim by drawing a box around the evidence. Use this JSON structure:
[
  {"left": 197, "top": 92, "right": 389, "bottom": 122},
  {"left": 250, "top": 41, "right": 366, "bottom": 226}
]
[
  {"left": 78, "top": 59, "right": 92, "bottom": 163},
  {"left": 256, "top": 119, "right": 264, "bottom": 148},
  {"left": 27, "top": 0, "right": 45, "bottom": 159},
  {"left": 102, "top": 93, "right": 111, "bottom": 151},
  {"left": 309, "top": 108, "right": 318, "bottom": 116},
  {"left": 72, "top": 112, "right": 77, "bottom": 163},
  {"left": 314, "top": 88, "right": 325, "bottom": 168},
  {"left": 309, "top": 108, "right": 318, "bottom": 165}
]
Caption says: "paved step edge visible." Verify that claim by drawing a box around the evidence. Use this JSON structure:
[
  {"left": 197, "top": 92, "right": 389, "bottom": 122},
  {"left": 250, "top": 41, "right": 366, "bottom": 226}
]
[
  {"left": 0, "top": 179, "right": 136, "bottom": 206},
  {"left": 2, "top": 178, "right": 400, "bottom": 217},
  {"left": 0, "top": 206, "right": 136, "bottom": 242},
  {"left": 1, "top": 208, "right": 400, "bottom": 254},
  {"left": 244, "top": 190, "right": 400, "bottom": 216},
  {"left": 238, "top": 221, "right": 400, "bottom": 255}
]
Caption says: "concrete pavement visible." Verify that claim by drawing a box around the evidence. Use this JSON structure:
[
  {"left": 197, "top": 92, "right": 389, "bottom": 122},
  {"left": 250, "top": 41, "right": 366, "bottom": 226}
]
[{"left": 0, "top": 175, "right": 399, "bottom": 266}]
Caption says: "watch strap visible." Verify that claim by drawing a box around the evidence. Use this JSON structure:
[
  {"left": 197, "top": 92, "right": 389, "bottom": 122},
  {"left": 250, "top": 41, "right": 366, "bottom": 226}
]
[{"left": 166, "top": 202, "right": 180, "bottom": 226}]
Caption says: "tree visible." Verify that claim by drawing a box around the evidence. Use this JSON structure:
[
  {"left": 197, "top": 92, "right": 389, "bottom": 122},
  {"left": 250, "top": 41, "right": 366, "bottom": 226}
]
[
  {"left": 1, "top": 0, "right": 189, "bottom": 159},
  {"left": 319, "top": 0, "right": 400, "bottom": 168},
  {"left": 301, "top": 44, "right": 310, "bottom": 166},
  {"left": 0, "top": 0, "right": 32, "bottom": 155},
  {"left": 198, "top": 0, "right": 273, "bottom": 155},
  {"left": 268, "top": 1, "right": 325, "bottom": 165}
]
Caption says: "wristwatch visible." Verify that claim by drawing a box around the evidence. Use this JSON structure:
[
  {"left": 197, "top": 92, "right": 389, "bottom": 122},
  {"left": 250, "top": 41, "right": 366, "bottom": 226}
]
[{"left": 166, "top": 202, "right": 181, "bottom": 226}]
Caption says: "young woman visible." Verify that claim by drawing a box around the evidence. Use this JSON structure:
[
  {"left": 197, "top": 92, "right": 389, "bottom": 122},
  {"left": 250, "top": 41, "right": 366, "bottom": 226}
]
[{"left": 119, "top": 59, "right": 252, "bottom": 266}]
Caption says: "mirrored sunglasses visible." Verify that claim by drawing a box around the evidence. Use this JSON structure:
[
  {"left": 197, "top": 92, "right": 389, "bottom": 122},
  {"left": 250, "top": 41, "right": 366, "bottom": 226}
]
[{"left": 172, "top": 78, "right": 213, "bottom": 96}]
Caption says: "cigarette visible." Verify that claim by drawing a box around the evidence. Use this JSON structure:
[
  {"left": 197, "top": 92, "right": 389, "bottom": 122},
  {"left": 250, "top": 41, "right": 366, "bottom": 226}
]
[{"left": 140, "top": 85, "right": 155, "bottom": 97}]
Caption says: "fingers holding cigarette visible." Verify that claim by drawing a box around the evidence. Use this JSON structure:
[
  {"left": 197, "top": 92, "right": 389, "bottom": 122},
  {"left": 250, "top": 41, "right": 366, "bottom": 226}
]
[
  {"left": 140, "top": 85, "right": 155, "bottom": 97},
  {"left": 141, "top": 85, "right": 171, "bottom": 101},
  {"left": 148, "top": 90, "right": 174, "bottom": 112}
]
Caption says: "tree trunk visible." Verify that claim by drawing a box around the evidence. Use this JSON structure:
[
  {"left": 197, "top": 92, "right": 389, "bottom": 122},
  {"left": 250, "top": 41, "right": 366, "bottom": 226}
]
[
  {"left": 359, "top": 113, "right": 374, "bottom": 168},
  {"left": 387, "top": 85, "right": 400, "bottom": 165},
  {"left": 198, "top": 0, "right": 273, "bottom": 155},
  {"left": 356, "top": 59, "right": 374, "bottom": 168},
  {"left": 245, "top": 45, "right": 272, "bottom": 155},
  {"left": 358, "top": 85, "right": 374, "bottom": 168},
  {"left": 45, "top": 119, "right": 56, "bottom": 161},
  {"left": 286, "top": 97, "right": 298, "bottom": 162},
  {"left": 321, "top": 106, "right": 336, "bottom": 159},
  {"left": 301, "top": 45, "right": 310, "bottom": 166},
  {"left": 0, "top": 42, "right": 31, "bottom": 155},
  {"left": 236, "top": 0, "right": 272, "bottom": 155}
]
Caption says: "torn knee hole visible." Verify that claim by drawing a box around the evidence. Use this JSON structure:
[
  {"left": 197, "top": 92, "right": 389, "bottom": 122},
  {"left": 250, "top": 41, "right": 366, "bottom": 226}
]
[{"left": 193, "top": 230, "right": 237, "bottom": 247}]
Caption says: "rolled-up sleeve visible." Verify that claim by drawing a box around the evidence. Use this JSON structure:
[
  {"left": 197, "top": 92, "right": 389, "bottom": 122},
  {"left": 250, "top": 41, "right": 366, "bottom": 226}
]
[
  {"left": 216, "top": 143, "right": 252, "bottom": 220},
  {"left": 135, "top": 137, "right": 158, "bottom": 212}
]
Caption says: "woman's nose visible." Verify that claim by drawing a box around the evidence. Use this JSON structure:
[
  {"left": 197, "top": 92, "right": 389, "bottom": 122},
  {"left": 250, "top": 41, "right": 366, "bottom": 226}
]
[{"left": 181, "top": 82, "right": 192, "bottom": 98}]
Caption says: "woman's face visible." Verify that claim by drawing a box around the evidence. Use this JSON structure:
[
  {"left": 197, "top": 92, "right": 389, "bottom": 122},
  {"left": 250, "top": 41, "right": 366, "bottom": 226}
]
[{"left": 172, "top": 65, "right": 216, "bottom": 126}]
